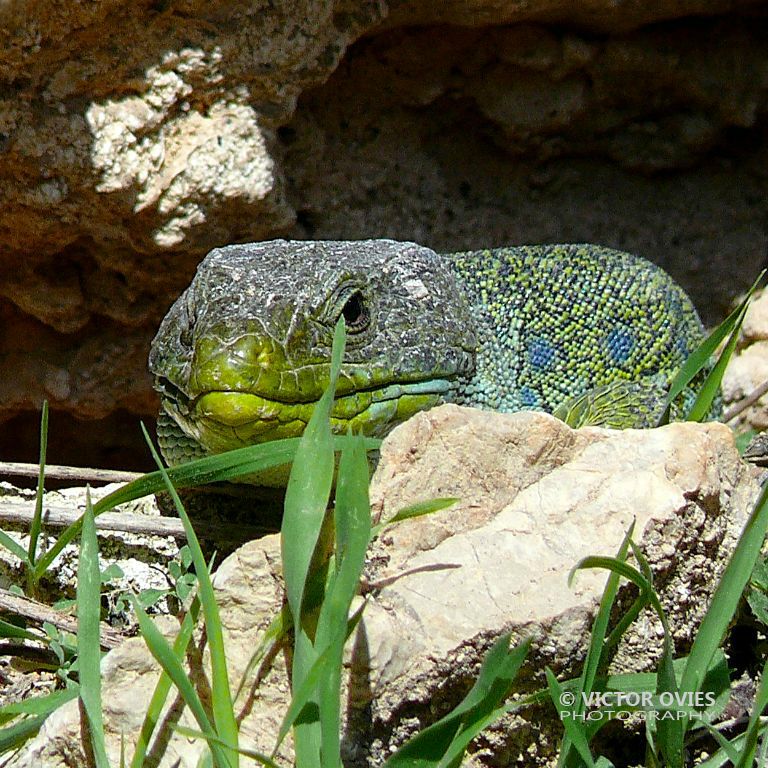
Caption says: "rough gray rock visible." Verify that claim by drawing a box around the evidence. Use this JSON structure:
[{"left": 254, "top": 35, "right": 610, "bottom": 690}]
[{"left": 7, "top": 408, "right": 760, "bottom": 767}]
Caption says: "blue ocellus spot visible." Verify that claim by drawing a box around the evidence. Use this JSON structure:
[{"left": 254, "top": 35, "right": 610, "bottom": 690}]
[
  {"left": 605, "top": 326, "right": 635, "bottom": 364},
  {"left": 520, "top": 386, "right": 539, "bottom": 407},
  {"left": 527, "top": 336, "right": 556, "bottom": 370}
]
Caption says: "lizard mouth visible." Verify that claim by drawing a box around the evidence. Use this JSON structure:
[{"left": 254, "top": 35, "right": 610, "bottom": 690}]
[{"left": 157, "top": 376, "right": 455, "bottom": 452}]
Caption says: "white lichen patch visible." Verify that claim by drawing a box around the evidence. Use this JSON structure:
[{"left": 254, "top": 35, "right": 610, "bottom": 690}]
[{"left": 85, "top": 47, "right": 275, "bottom": 247}]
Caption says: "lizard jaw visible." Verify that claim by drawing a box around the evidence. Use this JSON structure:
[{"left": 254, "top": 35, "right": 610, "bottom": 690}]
[{"left": 163, "top": 378, "right": 454, "bottom": 454}]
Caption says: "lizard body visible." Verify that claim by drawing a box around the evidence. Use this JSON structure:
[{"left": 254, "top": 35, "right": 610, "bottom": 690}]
[{"left": 149, "top": 240, "right": 708, "bottom": 477}]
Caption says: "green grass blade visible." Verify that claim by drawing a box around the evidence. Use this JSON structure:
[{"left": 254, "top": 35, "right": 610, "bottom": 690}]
[
  {"left": 273, "top": 636, "right": 338, "bottom": 754},
  {"left": 316, "top": 433, "right": 371, "bottom": 768},
  {"left": 0, "top": 714, "right": 50, "bottom": 753},
  {"left": 658, "top": 270, "right": 763, "bottom": 426},
  {"left": 572, "top": 547, "right": 679, "bottom": 763},
  {"left": 570, "top": 556, "right": 667, "bottom": 628},
  {"left": 371, "top": 498, "right": 459, "bottom": 538},
  {"left": 132, "top": 596, "right": 234, "bottom": 768},
  {"left": 759, "top": 726, "right": 768, "bottom": 767},
  {"left": 654, "top": 637, "right": 683, "bottom": 767},
  {"left": 699, "top": 721, "right": 741, "bottom": 765},
  {"left": 384, "top": 635, "right": 530, "bottom": 768},
  {"left": 627, "top": 538, "right": 654, "bottom": 584},
  {"left": 697, "top": 730, "right": 752, "bottom": 768},
  {"left": 95, "top": 434, "right": 372, "bottom": 512},
  {"left": 558, "top": 528, "right": 633, "bottom": 764},
  {"left": 143, "top": 427, "right": 239, "bottom": 768},
  {"left": 434, "top": 699, "right": 528, "bottom": 768},
  {"left": 435, "top": 638, "right": 531, "bottom": 768},
  {"left": 573, "top": 528, "right": 634, "bottom": 689},
  {"left": 602, "top": 590, "right": 648, "bottom": 652},
  {"left": 28, "top": 400, "right": 48, "bottom": 571},
  {"left": 680, "top": 478, "right": 768, "bottom": 698},
  {"left": 272, "top": 601, "right": 366, "bottom": 756},
  {"left": 447, "top": 634, "right": 526, "bottom": 720},
  {"left": 130, "top": 595, "right": 202, "bottom": 768},
  {"left": 77, "top": 488, "right": 110, "bottom": 768},
  {"left": 282, "top": 319, "right": 344, "bottom": 625},
  {"left": 695, "top": 715, "right": 768, "bottom": 768},
  {"left": 0, "top": 688, "right": 80, "bottom": 750},
  {"left": 0, "top": 619, "right": 39, "bottom": 643},
  {"left": 385, "top": 498, "right": 459, "bottom": 526},
  {"left": 664, "top": 271, "right": 763, "bottom": 413},
  {"left": 0, "top": 687, "right": 79, "bottom": 718},
  {"left": 0, "top": 528, "right": 31, "bottom": 565},
  {"left": 519, "top": 651, "right": 729, "bottom": 744},
  {"left": 281, "top": 320, "right": 345, "bottom": 766},
  {"left": 546, "top": 668, "right": 597, "bottom": 768},
  {"left": 622, "top": 541, "right": 682, "bottom": 767},
  {"left": 617, "top": 551, "right": 731, "bottom": 715},
  {"left": 624, "top": 541, "right": 678, "bottom": 759},
  {"left": 31, "top": 437, "right": 298, "bottom": 579},
  {"left": 685, "top": 311, "right": 743, "bottom": 422},
  {"left": 104, "top": 440, "right": 299, "bottom": 502},
  {"left": 664, "top": 309, "right": 740, "bottom": 412},
  {"left": 585, "top": 651, "right": 727, "bottom": 711}
]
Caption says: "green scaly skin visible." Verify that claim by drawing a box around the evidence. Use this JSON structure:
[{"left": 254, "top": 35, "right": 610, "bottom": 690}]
[{"left": 149, "top": 240, "right": 709, "bottom": 484}]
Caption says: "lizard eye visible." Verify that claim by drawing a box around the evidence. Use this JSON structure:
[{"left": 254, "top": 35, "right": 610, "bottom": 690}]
[{"left": 340, "top": 290, "right": 370, "bottom": 334}]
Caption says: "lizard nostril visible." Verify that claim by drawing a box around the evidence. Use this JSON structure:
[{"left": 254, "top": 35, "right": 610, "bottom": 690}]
[
  {"left": 179, "top": 291, "right": 196, "bottom": 348},
  {"left": 180, "top": 324, "right": 193, "bottom": 348}
]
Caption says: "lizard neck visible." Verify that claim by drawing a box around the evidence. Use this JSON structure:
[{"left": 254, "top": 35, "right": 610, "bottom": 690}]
[{"left": 444, "top": 248, "right": 534, "bottom": 413}]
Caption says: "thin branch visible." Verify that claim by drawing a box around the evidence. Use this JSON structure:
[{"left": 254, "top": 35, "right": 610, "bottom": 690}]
[
  {"left": 0, "top": 588, "right": 124, "bottom": 650},
  {"left": 724, "top": 379, "right": 768, "bottom": 423},
  {"left": 0, "top": 461, "right": 142, "bottom": 485},
  {"left": 0, "top": 499, "right": 275, "bottom": 543},
  {"left": 0, "top": 501, "right": 188, "bottom": 539}
]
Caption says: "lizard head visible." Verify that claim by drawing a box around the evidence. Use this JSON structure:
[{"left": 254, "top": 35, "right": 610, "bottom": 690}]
[{"left": 149, "top": 239, "right": 477, "bottom": 458}]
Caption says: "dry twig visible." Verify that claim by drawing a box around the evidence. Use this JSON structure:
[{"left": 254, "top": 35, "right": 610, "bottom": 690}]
[
  {"left": 0, "top": 588, "right": 124, "bottom": 650},
  {"left": 723, "top": 379, "right": 768, "bottom": 423},
  {"left": 0, "top": 462, "right": 141, "bottom": 485}
]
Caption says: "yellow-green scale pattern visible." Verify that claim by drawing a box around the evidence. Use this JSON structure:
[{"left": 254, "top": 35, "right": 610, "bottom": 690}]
[{"left": 446, "top": 244, "right": 704, "bottom": 419}]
